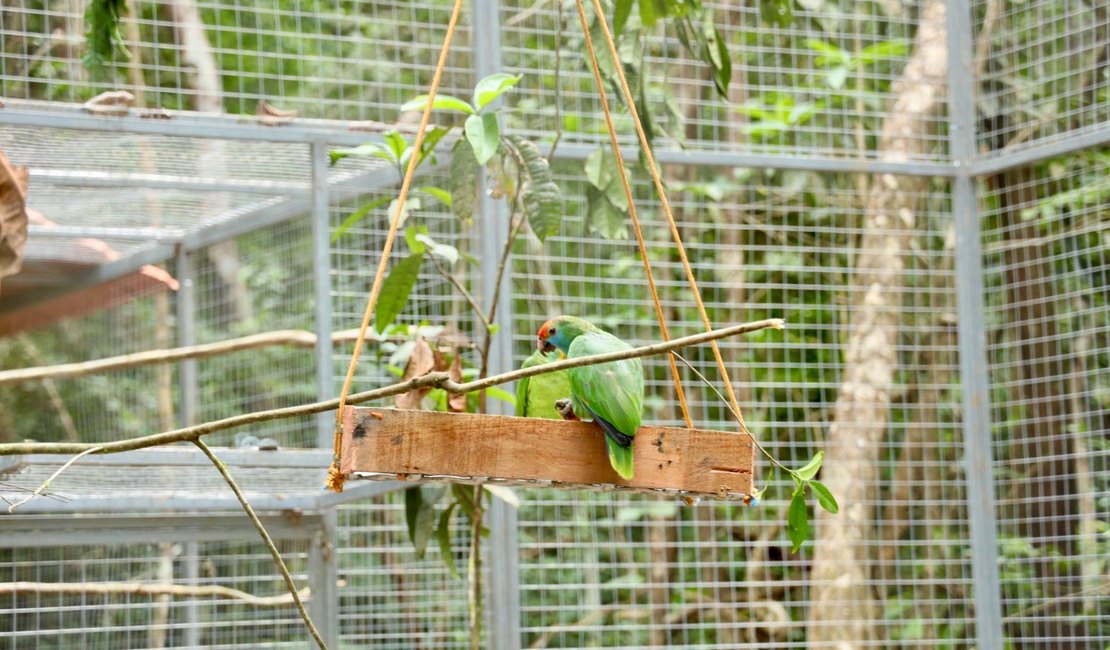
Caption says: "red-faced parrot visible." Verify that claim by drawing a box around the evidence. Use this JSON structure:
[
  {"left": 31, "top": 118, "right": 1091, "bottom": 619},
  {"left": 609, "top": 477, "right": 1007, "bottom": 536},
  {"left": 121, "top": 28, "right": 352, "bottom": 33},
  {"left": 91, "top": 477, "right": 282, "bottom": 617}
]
[{"left": 537, "top": 316, "right": 643, "bottom": 480}]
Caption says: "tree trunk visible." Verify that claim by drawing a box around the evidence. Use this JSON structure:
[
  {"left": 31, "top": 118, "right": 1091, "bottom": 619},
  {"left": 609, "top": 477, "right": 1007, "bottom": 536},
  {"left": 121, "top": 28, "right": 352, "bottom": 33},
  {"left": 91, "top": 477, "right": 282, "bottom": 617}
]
[
  {"left": 993, "top": 166, "right": 1087, "bottom": 649},
  {"left": 806, "top": 0, "right": 948, "bottom": 645}
]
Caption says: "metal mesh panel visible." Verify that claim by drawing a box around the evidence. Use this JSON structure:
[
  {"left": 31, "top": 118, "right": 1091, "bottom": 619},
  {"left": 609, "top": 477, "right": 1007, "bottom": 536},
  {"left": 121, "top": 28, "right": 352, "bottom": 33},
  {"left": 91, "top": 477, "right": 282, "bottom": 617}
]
[
  {"left": 192, "top": 218, "right": 317, "bottom": 447},
  {"left": 499, "top": 0, "right": 945, "bottom": 161},
  {"left": 979, "top": 153, "right": 1110, "bottom": 647},
  {"left": 0, "top": 0, "right": 473, "bottom": 121},
  {"left": 338, "top": 494, "right": 472, "bottom": 648},
  {"left": 510, "top": 169, "right": 976, "bottom": 647},
  {"left": 0, "top": 538, "right": 312, "bottom": 649}
]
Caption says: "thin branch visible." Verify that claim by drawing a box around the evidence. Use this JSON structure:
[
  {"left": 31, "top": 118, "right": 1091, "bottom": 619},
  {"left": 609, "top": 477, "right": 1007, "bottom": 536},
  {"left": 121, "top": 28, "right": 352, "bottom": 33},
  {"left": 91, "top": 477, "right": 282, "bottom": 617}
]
[
  {"left": 467, "top": 484, "right": 485, "bottom": 650},
  {"left": 430, "top": 256, "right": 490, "bottom": 331},
  {"left": 0, "top": 329, "right": 474, "bottom": 386},
  {"left": 972, "top": 0, "right": 1003, "bottom": 85},
  {"left": 0, "top": 581, "right": 311, "bottom": 607},
  {"left": 7, "top": 446, "right": 102, "bottom": 512},
  {"left": 0, "top": 319, "right": 785, "bottom": 457},
  {"left": 192, "top": 439, "right": 328, "bottom": 650}
]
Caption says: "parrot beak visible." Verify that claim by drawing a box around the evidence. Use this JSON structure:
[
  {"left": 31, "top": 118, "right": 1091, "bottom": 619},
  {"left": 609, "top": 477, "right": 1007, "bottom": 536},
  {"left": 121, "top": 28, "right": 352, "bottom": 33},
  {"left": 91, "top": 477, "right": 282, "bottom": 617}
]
[{"left": 539, "top": 339, "right": 556, "bottom": 354}]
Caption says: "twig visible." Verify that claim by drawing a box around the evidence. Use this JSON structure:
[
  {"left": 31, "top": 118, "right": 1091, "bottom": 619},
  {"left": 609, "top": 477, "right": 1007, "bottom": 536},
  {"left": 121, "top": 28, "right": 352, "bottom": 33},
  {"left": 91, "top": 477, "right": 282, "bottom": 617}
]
[
  {"left": 7, "top": 446, "right": 102, "bottom": 512},
  {"left": 0, "top": 329, "right": 456, "bottom": 386},
  {"left": 0, "top": 319, "right": 785, "bottom": 457},
  {"left": 467, "top": 484, "right": 484, "bottom": 650},
  {"left": 505, "top": 0, "right": 552, "bottom": 26},
  {"left": 192, "top": 439, "right": 328, "bottom": 649},
  {"left": 0, "top": 581, "right": 311, "bottom": 607},
  {"left": 430, "top": 257, "right": 490, "bottom": 332},
  {"left": 16, "top": 335, "right": 80, "bottom": 441}
]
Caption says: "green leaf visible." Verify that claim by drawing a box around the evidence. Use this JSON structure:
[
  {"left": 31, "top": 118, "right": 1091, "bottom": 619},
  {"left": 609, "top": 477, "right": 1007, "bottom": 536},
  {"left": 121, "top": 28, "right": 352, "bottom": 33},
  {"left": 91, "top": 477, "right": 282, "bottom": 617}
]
[
  {"left": 760, "top": 0, "right": 794, "bottom": 27},
  {"left": 449, "top": 139, "right": 480, "bottom": 223},
  {"left": 826, "top": 67, "right": 849, "bottom": 90},
  {"left": 401, "top": 94, "right": 475, "bottom": 115},
  {"left": 707, "top": 24, "right": 731, "bottom": 97},
  {"left": 402, "top": 127, "right": 450, "bottom": 171},
  {"left": 488, "top": 323, "right": 501, "bottom": 335},
  {"left": 795, "top": 451, "right": 824, "bottom": 481},
  {"left": 587, "top": 185, "right": 628, "bottom": 240},
  {"left": 584, "top": 147, "right": 613, "bottom": 190},
  {"left": 331, "top": 196, "right": 393, "bottom": 242},
  {"left": 638, "top": 0, "right": 660, "bottom": 27},
  {"left": 329, "top": 142, "right": 395, "bottom": 166},
  {"left": 856, "top": 39, "right": 911, "bottom": 66},
  {"left": 415, "top": 233, "right": 459, "bottom": 265},
  {"left": 376, "top": 253, "right": 424, "bottom": 331},
  {"left": 473, "top": 73, "right": 522, "bottom": 111},
  {"left": 613, "top": 0, "right": 635, "bottom": 38},
  {"left": 404, "top": 225, "right": 428, "bottom": 254},
  {"left": 811, "top": 480, "right": 839, "bottom": 514},
  {"left": 404, "top": 487, "right": 434, "bottom": 558},
  {"left": 506, "top": 136, "right": 563, "bottom": 241},
  {"left": 384, "top": 131, "right": 407, "bottom": 160},
  {"left": 787, "top": 489, "right": 809, "bottom": 553},
  {"left": 465, "top": 113, "right": 501, "bottom": 165},
  {"left": 419, "top": 186, "right": 453, "bottom": 208},
  {"left": 487, "top": 386, "right": 516, "bottom": 406},
  {"left": 437, "top": 503, "right": 460, "bottom": 578},
  {"left": 451, "top": 484, "right": 478, "bottom": 520}
]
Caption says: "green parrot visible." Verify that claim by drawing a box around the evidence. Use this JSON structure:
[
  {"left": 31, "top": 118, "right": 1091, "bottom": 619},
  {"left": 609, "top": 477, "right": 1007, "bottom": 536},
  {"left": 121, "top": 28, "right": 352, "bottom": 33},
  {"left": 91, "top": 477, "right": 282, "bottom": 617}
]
[
  {"left": 515, "top": 349, "right": 572, "bottom": 419},
  {"left": 536, "top": 315, "right": 643, "bottom": 480}
]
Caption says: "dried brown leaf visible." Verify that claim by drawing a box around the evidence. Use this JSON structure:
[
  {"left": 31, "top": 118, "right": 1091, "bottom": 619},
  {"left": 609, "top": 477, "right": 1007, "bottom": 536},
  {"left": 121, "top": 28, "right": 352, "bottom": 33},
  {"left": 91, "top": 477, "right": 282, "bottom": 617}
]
[
  {"left": 395, "top": 339, "right": 436, "bottom": 409},
  {"left": 447, "top": 353, "right": 466, "bottom": 412}
]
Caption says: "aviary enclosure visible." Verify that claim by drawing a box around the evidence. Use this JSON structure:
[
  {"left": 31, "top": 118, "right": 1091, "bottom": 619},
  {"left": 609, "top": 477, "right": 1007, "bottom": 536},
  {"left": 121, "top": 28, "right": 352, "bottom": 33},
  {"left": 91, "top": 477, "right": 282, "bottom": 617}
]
[{"left": 0, "top": 0, "right": 1106, "bottom": 647}]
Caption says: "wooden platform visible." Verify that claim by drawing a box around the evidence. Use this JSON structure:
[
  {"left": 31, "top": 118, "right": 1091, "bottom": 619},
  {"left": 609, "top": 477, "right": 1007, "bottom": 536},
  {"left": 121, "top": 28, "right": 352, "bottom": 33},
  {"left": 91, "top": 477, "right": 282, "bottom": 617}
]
[{"left": 340, "top": 407, "right": 754, "bottom": 499}]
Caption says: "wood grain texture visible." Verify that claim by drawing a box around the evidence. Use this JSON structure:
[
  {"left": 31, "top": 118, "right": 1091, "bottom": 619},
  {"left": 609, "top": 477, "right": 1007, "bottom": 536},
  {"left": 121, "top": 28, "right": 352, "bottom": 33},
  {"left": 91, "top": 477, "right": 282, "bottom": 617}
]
[{"left": 340, "top": 407, "right": 753, "bottom": 497}]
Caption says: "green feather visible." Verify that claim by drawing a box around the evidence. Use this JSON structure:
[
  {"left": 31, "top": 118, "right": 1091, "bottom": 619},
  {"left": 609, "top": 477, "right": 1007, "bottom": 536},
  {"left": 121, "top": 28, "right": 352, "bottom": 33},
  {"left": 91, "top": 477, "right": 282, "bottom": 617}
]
[{"left": 516, "top": 350, "right": 571, "bottom": 419}]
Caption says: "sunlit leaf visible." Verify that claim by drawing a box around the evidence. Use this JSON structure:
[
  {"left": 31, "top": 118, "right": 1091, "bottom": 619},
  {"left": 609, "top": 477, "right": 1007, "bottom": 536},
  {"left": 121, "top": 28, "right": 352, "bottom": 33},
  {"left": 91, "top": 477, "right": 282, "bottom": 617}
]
[
  {"left": 613, "top": 0, "right": 635, "bottom": 38},
  {"left": 415, "top": 233, "right": 460, "bottom": 265},
  {"left": 465, "top": 113, "right": 501, "bottom": 165},
  {"left": 587, "top": 185, "right": 628, "bottom": 240},
  {"left": 473, "top": 72, "right": 522, "bottom": 111},
  {"left": 329, "top": 142, "right": 395, "bottom": 167},
  {"left": 483, "top": 485, "right": 520, "bottom": 508},
  {"left": 585, "top": 147, "right": 613, "bottom": 190},
  {"left": 419, "top": 186, "right": 453, "bottom": 208},
  {"left": 507, "top": 135, "right": 563, "bottom": 241},
  {"left": 401, "top": 94, "right": 475, "bottom": 115},
  {"left": 795, "top": 451, "right": 824, "bottom": 481},
  {"left": 376, "top": 253, "right": 424, "bottom": 332},
  {"left": 760, "top": 0, "right": 794, "bottom": 27},
  {"left": 811, "top": 480, "right": 839, "bottom": 514}
]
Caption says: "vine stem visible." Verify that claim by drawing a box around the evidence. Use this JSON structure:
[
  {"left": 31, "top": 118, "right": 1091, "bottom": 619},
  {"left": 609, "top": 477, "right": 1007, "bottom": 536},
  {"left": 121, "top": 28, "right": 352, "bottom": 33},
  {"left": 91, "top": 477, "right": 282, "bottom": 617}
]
[
  {"left": 192, "top": 439, "right": 328, "bottom": 649},
  {"left": 0, "top": 319, "right": 784, "bottom": 457}
]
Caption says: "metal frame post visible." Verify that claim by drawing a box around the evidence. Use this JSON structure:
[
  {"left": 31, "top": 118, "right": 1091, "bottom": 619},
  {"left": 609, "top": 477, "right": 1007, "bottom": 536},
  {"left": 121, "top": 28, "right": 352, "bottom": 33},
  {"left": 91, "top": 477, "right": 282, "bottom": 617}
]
[
  {"left": 311, "top": 141, "right": 336, "bottom": 448},
  {"left": 946, "top": 0, "right": 1005, "bottom": 646},
  {"left": 175, "top": 245, "right": 198, "bottom": 427},
  {"left": 472, "top": 1, "right": 522, "bottom": 648},
  {"left": 308, "top": 510, "right": 340, "bottom": 649}
]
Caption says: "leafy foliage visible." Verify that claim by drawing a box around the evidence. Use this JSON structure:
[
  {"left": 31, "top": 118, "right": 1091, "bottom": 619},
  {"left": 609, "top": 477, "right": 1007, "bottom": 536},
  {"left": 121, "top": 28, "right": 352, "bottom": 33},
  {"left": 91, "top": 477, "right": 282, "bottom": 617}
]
[
  {"left": 505, "top": 136, "right": 563, "bottom": 241},
  {"left": 376, "top": 253, "right": 425, "bottom": 332},
  {"left": 449, "top": 139, "right": 481, "bottom": 224},
  {"left": 82, "top": 0, "right": 129, "bottom": 72}
]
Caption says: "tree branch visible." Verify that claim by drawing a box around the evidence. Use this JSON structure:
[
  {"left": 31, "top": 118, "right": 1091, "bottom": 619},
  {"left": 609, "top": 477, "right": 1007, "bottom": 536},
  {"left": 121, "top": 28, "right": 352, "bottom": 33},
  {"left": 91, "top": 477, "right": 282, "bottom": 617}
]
[
  {"left": 0, "top": 318, "right": 784, "bottom": 457},
  {"left": 192, "top": 439, "right": 328, "bottom": 649},
  {"left": 0, "top": 328, "right": 474, "bottom": 386},
  {"left": 0, "top": 581, "right": 311, "bottom": 607}
]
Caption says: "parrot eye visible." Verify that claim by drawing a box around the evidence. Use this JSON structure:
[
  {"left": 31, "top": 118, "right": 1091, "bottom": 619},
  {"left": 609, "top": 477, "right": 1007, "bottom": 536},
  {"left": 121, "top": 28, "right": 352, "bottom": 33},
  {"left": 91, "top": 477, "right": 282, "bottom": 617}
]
[{"left": 548, "top": 327, "right": 557, "bottom": 336}]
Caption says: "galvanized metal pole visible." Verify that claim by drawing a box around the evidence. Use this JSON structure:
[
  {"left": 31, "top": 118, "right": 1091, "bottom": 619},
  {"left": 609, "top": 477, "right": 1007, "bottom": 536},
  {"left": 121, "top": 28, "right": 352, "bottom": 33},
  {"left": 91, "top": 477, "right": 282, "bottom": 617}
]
[
  {"left": 175, "top": 245, "right": 198, "bottom": 428},
  {"left": 307, "top": 511, "right": 340, "bottom": 649},
  {"left": 311, "top": 141, "right": 336, "bottom": 448},
  {"left": 472, "top": 1, "right": 522, "bottom": 648},
  {"left": 175, "top": 246, "right": 202, "bottom": 644},
  {"left": 946, "top": 0, "right": 1005, "bottom": 646}
]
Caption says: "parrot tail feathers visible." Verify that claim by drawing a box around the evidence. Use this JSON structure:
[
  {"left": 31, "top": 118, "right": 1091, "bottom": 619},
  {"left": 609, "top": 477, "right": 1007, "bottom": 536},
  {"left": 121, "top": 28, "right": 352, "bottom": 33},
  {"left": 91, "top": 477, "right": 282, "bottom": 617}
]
[
  {"left": 583, "top": 405, "right": 635, "bottom": 480},
  {"left": 604, "top": 436, "right": 635, "bottom": 481},
  {"left": 583, "top": 406, "right": 634, "bottom": 447}
]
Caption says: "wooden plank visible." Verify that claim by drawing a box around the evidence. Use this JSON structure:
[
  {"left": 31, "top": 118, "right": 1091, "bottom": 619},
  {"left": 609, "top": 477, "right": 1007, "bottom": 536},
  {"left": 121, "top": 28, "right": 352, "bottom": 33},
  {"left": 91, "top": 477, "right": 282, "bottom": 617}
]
[{"left": 340, "top": 407, "right": 753, "bottom": 498}]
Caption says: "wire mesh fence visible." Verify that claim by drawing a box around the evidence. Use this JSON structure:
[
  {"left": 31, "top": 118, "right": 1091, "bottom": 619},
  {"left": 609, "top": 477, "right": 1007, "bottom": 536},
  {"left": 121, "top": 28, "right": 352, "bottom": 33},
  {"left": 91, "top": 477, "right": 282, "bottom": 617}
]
[{"left": 0, "top": 0, "right": 1107, "bottom": 647}]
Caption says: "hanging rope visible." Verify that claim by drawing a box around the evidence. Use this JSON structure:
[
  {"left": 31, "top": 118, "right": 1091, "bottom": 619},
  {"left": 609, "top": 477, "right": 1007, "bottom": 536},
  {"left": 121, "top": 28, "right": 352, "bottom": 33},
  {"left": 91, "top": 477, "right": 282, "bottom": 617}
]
[
  {"left": 573, "top": 0, "right": 693, "bottom": 429},
  {"left": 327, "top": 0, "right": 465, "bottom": 493},
  {"left": 579, "top": 0, "right": 751, "bottom": 435}
]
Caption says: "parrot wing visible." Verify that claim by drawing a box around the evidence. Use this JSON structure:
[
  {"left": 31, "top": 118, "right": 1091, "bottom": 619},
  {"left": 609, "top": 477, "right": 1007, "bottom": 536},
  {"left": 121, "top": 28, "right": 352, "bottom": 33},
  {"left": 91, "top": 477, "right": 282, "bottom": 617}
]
[{"left": 567, "top": 331, "right": 644, "bottom": 439}]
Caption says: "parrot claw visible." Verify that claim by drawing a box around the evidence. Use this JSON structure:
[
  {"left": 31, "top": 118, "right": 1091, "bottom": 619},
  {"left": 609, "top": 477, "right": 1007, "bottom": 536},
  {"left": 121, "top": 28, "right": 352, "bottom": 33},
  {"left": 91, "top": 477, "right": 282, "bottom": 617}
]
[{"left": 555, "top": 399, "right": 578, "bottom": 421}]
